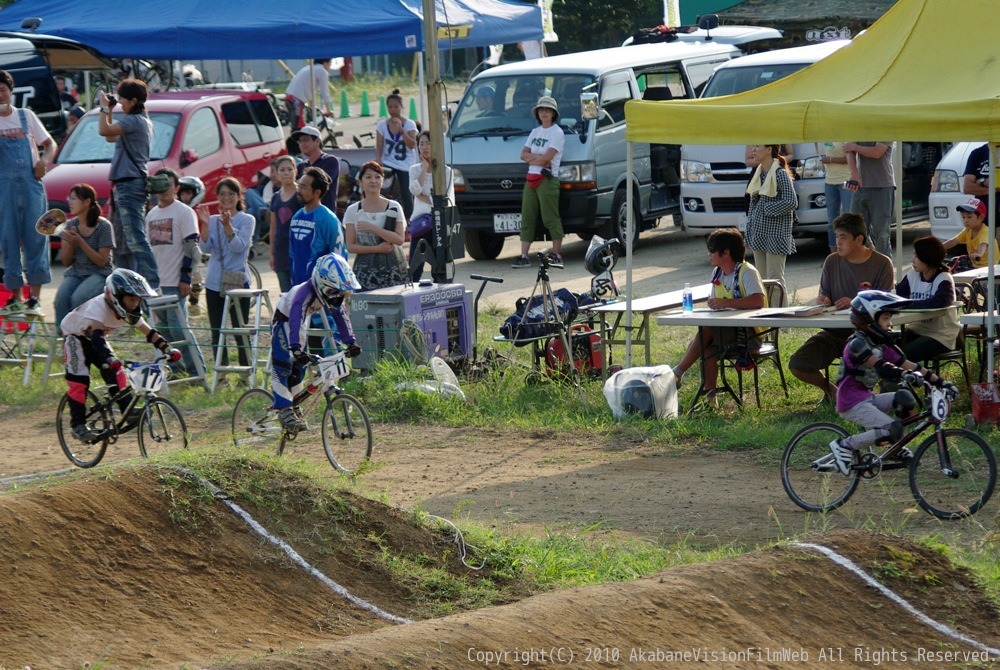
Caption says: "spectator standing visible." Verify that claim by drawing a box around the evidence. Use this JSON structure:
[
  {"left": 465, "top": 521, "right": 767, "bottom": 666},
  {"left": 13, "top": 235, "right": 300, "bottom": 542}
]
[
  {"left": 293, "top": 125, "right": 341, "bottom": 214},
  {"left": 408, "top": 130, "right": 454, "bottom": 281},
  {"left": 344, "top": 161, "right": 407, "bottom": 291},
  {"left": 375, "top": 89, "right": 418, "bottom": 219},
  {"left": 99, "top": 78, "right": 159, "bottom": 288},
  {"left": 961, "top": 143, "right": 999, "bottom": 235},
  {"left": 744, "top": 143, "right": 796, "bottom": 307},
  {"left": 512, "top": 96, "right": 565, "bottom": 269},
  {"left": 284, "top": 59, "right": 334, "bottom": 131},
  {"left": 0, "top": 69, "right": 55, "bottom": 316},
  {"left": 145, "top": 168, "right": 207, "bottom": 378},
  {"left": 895, "top": 235, "right": 960, "bottom": 362},
  {"left": 268, "top": 155, "right": 299, "bottom": 293},
  {"left": 821, "top": 142, "right": 853, "bottom": 253},
  {"left": 845, "top": 141, "right": 895, "bottom": 257},
  {"left": 288, "top": 167, "right": 346, "bottom": 287},
  {"left": 197, "top": 178, "right": 254, "bottom": 369},
  {"left": 53, "top": 184, "right": 114, "bottom": 326},
  {"left": 789, "top": 212, "right": 894, "bottom": 403}
]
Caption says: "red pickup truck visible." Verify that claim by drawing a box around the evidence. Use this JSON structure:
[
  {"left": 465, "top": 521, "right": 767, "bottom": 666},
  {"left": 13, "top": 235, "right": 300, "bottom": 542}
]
[{"left": 44, "top": 90, "right": 286, "bottom": 254}]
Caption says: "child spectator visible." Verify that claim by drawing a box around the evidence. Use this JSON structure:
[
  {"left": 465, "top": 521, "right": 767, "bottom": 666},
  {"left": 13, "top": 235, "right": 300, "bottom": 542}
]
[{"left": 943, "top": 197, "right": 999, "bottom": 270}]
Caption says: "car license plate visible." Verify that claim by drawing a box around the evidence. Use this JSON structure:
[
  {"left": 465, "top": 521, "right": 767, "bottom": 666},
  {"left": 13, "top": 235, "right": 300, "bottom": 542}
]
[{"left": 494, "top": 213, "right": 521, "bottom": 233}]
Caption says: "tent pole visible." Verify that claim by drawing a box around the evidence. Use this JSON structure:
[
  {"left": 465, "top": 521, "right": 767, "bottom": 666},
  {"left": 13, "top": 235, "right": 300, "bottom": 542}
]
[
  {"left": 893, "top": 141, "right": 903, "bottom": 279},
  {"left": 625, "top": 141, "right": 634, "bottom": 369},
  {"left": 989, "top": 144, "right": 996, "bottom": 378}
]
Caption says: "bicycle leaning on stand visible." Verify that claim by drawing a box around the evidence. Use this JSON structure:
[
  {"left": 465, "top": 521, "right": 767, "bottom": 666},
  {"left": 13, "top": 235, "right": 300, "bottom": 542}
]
[
  {"left": 231, "top": 350, "right": 372, "bottom": 474},
  {"left": 780, "top": 376, "right": 996, "bottom": 520},
  {"left": 56, "top": 354, "right": 189, "bottom": 468}
]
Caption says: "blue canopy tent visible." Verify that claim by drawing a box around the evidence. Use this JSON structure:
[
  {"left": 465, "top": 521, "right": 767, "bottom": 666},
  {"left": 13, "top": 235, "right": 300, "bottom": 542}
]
[{"left": 0, "top": 0, "right": 541, "bottom": 58}]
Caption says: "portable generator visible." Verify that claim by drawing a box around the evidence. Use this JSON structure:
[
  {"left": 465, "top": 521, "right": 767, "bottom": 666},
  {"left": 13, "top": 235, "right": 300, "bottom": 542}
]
[{"left": 350, "top": 281, "right": 474, "bottom": 369}]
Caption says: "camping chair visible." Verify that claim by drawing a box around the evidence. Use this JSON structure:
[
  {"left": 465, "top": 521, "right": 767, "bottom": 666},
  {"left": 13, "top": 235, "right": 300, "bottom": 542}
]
[{"left": 718, "top": 279, "right": 789, "bottom": 408}]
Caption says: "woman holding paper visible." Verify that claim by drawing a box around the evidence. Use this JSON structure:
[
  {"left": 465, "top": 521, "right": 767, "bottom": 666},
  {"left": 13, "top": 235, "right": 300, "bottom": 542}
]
[{"left": 745, "top": 144, "right": 797, "bottom": 307}]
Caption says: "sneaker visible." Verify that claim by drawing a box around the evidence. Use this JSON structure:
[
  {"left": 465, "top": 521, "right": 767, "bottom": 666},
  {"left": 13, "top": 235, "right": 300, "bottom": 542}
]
[
  {"left": 0, "top": 298, "right": 23, "bottom": 316},
  {"left": 22, "top": 297, "right": 42, "bottom": 316},
  {"left": 891, "top": 447, "right": 913, "bottom": 462},
  {"left": 278, "top": 407, "right": 308, "bottom": 432},
  {"left": 811, "top": 453, "right": 837, "bottom": 473},
  {"left": 511, "top": 255, "right": 531, "bottom": 269},
  {"left": 548, "top": 253, "right": 564, "bottom": 268},
  {"left": 71, "top": 424, "right": 104, "bottom": 443},
  {"left": 828, "top": 438, "right": 854, "bottom": 476}
]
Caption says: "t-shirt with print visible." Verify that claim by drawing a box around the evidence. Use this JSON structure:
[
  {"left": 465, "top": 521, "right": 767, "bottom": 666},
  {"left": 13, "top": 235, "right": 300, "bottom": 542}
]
[
  {"left": 855, "top": 141, "right": 894, "bottom": 188},
  {"left": 63, "top": 217, "right": 114, "bottom": 279},
  {"left": 146, "top": 200, "right": 199, "bottom": 286},
  {"left": 288, "top": 204, "right": 346, "bottom": 286},
  {"left": 955, "top": 224, "right": 998, "bottom": 268},
  {"left": 0, "top": 107, "right": 53, "bottom": 164},
  {"left": 108, "top": 113, "right": 153, "bottom": 181},
  {"left": 60, "top": 291, "right": 149, "bottom": 338},
  {"left": 375, "top": 118, "right": 418, "bottom": 171},
  {"left": 269, "top": 191, "right": 299, "bottom": 273},
  {"left": 818, "top": 250, "right": 895, "bottom": 331},
  {"left": 524, "top": 124, "right": 564, "bottom": 175}
]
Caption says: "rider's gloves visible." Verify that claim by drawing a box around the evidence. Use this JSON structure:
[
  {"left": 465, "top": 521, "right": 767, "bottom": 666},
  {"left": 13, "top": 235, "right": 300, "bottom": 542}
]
[
  {"left": 167, "top": 349, "right": 182, "bottom": 363},
  {"left": 346, "top": 343, "right": 362, "bottom": 359},
  {"left": 902, "top": 371, "right": 923, "bottom": 387},
  {"left": 938, "top": 380, "right": 958, "bottom": 398},
  {"left": 291, "top": 347, "right": 312, "bottom": 366}
]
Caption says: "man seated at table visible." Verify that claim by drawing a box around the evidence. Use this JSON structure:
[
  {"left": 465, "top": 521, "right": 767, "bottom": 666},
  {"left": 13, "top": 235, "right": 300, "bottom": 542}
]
[
  {"left": 789, "top": 212, "right": 894, "bottom": 403},
  {"left": 672, "top": 228, "right": 766, "bottom": 396}
]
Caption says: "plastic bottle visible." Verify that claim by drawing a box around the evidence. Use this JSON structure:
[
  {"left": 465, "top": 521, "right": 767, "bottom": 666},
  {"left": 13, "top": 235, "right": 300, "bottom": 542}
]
[{"left": 682, "top": 283, "right": 694, "bottom": 313}]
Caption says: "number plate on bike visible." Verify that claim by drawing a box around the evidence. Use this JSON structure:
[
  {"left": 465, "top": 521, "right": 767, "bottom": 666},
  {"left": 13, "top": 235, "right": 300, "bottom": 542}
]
[
  {"left": 930, "top": 387, "right": 949, "bottom": 421},
  {"left": 318, "top": 353, "right": 350, "bottom": 384},
  {"left": 128, "top": 363, "right": 166, "bottom": 393}
]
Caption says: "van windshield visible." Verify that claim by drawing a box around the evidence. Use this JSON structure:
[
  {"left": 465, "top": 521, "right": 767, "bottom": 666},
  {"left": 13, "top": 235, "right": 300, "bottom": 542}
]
[
  {"left": 56, "top": 112, "right": 181, "bottom": 163},
  {"left": 700, "top": 62, "right": 809, "bottom": 98},
  {"left": 449, "top": 74, "right": 594, "bottom": 138}
]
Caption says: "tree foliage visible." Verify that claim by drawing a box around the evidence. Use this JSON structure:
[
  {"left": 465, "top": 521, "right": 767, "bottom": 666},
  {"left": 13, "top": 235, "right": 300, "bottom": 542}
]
[{"left": 548, "top": 0, "right": 664, "bottom": 54}]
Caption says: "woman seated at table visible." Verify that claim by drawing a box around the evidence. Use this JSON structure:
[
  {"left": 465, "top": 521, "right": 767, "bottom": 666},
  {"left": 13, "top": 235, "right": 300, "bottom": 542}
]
[
  {"left": 672, "top": 228, "right": 766, "bottom": 397},
  {"left": 895, "top": 235, "right": 960, "bottom": 361}
]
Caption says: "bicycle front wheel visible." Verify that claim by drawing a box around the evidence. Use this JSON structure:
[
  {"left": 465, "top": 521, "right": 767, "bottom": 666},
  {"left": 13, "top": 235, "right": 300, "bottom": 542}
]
[
  {"left": 322, "top": 393, "right": 373, "bottom": 474},
  {"left": 138, "top": 397, "right": 189, "bottom": 458},
  {"left": 232, "top": 388, "right": 284, "bottom": 454},
  {"left": 781, "top": 422, "right": 860, "bottom": 512},
  {"left": 909, "top": 428, "right": 997, "bottom": 519},
  {"left": 56, "top": 390, "right": 111, "bottom": 468}
]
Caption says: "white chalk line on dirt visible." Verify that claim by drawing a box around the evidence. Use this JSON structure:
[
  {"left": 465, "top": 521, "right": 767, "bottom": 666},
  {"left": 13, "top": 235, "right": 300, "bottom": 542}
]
[
  {"left": 793, "top": 542, "right": 1000, "bottom": 658},
  {"left": 0, "top": 467, "right": 412, "bottom": 625}
]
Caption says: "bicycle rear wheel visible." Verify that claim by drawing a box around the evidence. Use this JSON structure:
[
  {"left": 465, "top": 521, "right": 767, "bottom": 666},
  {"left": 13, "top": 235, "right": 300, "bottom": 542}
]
[
  {"left": 232, "top": 388, "right": 285, "bottom": 454},
  {"left": 138, "top": 397, "right": 189, "bottom": 458},
  {"left": 322, "top": 393, "right": 373, "bottom": 474},
  {"left": 909, "top": 428, "right": 997, "bottom": 519},
  {"left": 56, "top": 390, "right": 112, "bottom": 468},
  {"left": 781, "top": 422, "right": 860, "bottom": 512}
]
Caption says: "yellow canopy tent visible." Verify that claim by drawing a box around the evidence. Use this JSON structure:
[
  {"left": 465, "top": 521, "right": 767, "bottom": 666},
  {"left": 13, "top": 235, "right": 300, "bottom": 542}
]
[{"left": 620, "top": 0, "right": 999, "bottom": 373}]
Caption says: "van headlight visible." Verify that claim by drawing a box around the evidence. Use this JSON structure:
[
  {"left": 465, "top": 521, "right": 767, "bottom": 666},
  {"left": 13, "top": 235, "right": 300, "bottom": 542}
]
[
  {"left": 934, "top": 169, "right": 959, "bottom": 192},
  {"left": 557, "top": 161, "right": 596, "bottom": 183},
  {"left": 681, "top": 160, "right": 710, "bottom": 183},
  {"left": 799, "top": 156, "right": 825, "bottom": 180},
  {"left": 451, "top": 167, "right": 465, "bottom": 186}
]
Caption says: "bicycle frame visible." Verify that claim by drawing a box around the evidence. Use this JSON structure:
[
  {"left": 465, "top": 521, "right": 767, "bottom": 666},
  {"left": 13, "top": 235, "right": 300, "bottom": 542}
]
[{"left": 84, "top": 359, "right": 170, "bottom": 441}]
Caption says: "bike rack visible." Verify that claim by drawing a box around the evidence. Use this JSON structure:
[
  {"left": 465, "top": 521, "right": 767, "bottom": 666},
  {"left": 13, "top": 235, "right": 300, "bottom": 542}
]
[
  {"left": 0, "top": 313, "right": 61, "bottom": 387},
  {"left": 211, "top": 288, "right": 273, "bottom": 392}
]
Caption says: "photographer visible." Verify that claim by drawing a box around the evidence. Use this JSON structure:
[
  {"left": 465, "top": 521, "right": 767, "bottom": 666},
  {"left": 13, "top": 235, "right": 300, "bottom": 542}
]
[{"left": 98, "top": 78, "right": 160, "bottom": 288}]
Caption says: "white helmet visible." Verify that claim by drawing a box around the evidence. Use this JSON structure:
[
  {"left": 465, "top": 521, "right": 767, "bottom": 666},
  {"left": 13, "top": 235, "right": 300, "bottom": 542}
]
[
  {"left": 105, "top": 269, "right": 156, "bottom": 325},
  {"left": 850, "top": 290, "right": 911, "bottom": 344},
  {"left": 311, "top": 254, "right": 361, "bottom": 308},
  {"left": 177, "top": 176, "right": 206, "bottom": 206}
]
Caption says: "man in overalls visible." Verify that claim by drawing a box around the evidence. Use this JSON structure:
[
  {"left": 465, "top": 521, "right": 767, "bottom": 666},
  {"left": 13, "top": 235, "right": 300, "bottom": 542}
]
[{"left": 0, "top": 69, "right": 55, "bottom": 316}]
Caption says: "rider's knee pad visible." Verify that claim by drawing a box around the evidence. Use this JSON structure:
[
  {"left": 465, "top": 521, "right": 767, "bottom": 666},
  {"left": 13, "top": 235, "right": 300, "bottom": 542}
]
[{"left": 893, "top": 388, "right": 916, "bottom": 419}]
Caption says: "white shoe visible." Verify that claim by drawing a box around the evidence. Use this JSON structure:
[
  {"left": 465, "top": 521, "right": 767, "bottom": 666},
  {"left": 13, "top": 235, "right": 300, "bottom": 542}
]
[{"left": 828, "top": 438, "right": 854, "bottom": 476}]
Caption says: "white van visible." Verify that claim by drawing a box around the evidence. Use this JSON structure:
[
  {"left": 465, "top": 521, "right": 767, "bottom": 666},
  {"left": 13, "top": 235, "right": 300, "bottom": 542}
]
[
  {"left": 445, "top": 27, "right": 780, "bottom": 260},
  {"left": 679, "top": 41, "right": 850, "bottom": 236}
]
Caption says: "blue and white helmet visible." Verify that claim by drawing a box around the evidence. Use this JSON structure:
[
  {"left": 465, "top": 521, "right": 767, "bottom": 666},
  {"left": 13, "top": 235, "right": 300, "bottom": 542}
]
[
  {"left": 311, "top": 253, "right": 361, "bottom": 308},
  {"left": 105, "top": 268, "right": 157, "bottom": 325}
]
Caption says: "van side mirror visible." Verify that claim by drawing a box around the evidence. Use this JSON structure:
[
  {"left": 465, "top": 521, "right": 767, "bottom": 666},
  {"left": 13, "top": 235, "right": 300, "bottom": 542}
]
[
  {"left": 20, "top": 17, "right": 42, "bottom": 32},
  {"left": 180, "top": 148, "right": 198, "bottom": 167},
  {"left": 581, "top": 92, "right": 598, "bottom": 121}
]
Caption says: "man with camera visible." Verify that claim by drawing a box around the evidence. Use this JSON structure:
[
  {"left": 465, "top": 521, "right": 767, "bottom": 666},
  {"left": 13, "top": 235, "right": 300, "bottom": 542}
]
[{"left": 98, "top": 78, "right": 160, "bottom": 288}]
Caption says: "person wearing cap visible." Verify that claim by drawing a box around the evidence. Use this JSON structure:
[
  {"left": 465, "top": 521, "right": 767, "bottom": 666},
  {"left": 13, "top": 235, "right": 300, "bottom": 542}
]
[
  {"left": 943, "top": 197, "right": 998, "bottom": 269},
  {"left": 293, "top": 125, "right": 341, "bottom": 214},
  {"left": 284, "top": 59, "right": 334, "bottom": 131},
  {"left": 512, "top": 96, "right": 565, "bottom": 269},
  {"left": 474, "top": 85, "right": 497, "bottom": 116}
]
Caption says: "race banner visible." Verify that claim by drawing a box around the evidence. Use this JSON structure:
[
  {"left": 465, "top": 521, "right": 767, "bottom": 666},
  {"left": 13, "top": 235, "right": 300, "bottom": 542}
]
[{"left": 663, "top": 0, "right": 681, "bottom": 27}]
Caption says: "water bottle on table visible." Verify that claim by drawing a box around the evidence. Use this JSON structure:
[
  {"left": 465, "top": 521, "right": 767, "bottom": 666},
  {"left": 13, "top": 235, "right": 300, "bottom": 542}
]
[{"left": 682, "top": 283, "right": 693, "bottom": 314}]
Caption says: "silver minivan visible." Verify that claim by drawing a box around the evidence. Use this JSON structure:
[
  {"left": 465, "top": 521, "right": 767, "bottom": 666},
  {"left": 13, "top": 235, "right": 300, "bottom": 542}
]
[{"left": 445, "top": 27, "right": 780, "bottom": 260}]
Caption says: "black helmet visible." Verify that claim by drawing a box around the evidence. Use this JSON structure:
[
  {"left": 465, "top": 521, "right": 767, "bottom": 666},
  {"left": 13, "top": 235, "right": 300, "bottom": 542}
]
[
  {"left": 584, "top": 236, "right": 621, "bottom": 275},
  {"left": 621, "top": 379, "right": 655, "bottom": 418},
  {"left": 105, "top": 269, "right": 156, "bottom": 325},
  {"left": 850, "top": 290, "right": 910, "bottom": 344}
]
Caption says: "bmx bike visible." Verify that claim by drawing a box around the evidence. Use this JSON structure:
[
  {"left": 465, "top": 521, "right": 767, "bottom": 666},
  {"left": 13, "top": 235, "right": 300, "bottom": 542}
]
[
  {"left": 231, "top": 350, "right": 372, "bottom": 474},
  {"left": 56, "top": 355, "right": 189, "bottom": 467},
  {"left": 780, "top": 377, "right": 996, "bottom": 520}
]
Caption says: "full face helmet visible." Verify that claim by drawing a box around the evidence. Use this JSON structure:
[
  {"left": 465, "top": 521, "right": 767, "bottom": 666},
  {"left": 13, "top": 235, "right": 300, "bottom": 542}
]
[
  {"left": 850, "top": 290, "right": 911, "bottom": 344},
  {"left": 177, "top": 176, "right": 206, "bottom": 206},
  {"left": 621, "top": 379, "right": 656, "bottom": 418},
  {"left": 311, "top": 253, "right": 361, "bottom": 309},
  {"left": 584, "top": 236, "right": 621, "bottom": 275},
  {"left": 105, "top": 268, "right": 157, "bottom": 325}
]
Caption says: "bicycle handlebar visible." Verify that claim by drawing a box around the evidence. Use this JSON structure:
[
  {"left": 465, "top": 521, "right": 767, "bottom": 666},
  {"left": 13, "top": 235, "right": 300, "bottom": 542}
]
[{"left": 470, "top": 274, "right": 504, "bottom": 284}]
